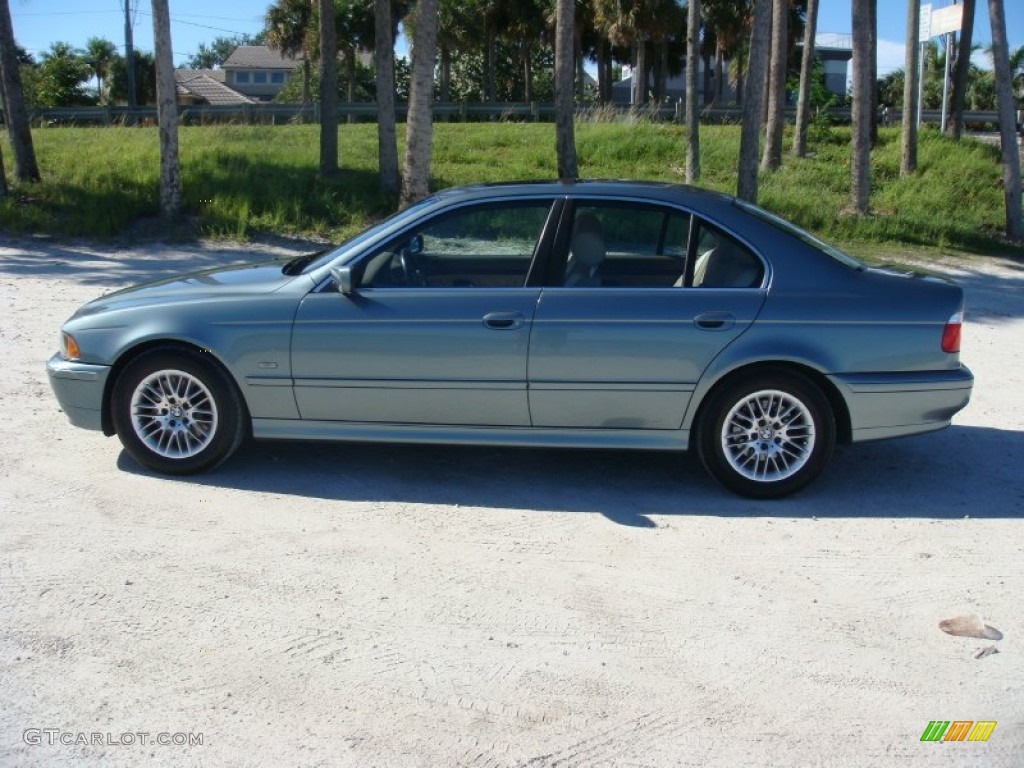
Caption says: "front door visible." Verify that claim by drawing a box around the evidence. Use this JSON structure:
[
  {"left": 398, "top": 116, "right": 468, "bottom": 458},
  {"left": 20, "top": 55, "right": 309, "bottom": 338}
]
[{"left": 291, "top": 200, "right": 557, "bottom": 426}]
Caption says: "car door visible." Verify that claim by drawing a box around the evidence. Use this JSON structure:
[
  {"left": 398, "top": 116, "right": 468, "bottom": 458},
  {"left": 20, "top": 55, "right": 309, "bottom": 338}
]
[
  {"left": 290, "top": 199, "right": 558, "bottom": 426},
  {"left": 527, "top": 201, "right": 768, "bottom": 429}
]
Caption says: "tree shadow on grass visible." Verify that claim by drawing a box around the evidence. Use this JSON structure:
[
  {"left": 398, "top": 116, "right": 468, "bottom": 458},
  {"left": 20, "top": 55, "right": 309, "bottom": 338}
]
[{"left": 117, "top": 424, "right": 1024, "bottom": 526}]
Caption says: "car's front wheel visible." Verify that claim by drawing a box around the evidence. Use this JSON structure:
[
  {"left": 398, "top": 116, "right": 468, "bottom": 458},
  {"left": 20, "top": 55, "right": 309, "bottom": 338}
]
[
  {"left": 697, "top": 370, "right": 836, "bottom": 499},
  {"left": 111, "top": 348, "right": 245, "bottom": 474}
]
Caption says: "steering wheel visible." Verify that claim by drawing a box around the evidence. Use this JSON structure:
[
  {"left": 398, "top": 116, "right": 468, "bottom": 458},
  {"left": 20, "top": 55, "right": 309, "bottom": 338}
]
[{"left": 398, "top": 248, "right": 426, "bottom": 287}]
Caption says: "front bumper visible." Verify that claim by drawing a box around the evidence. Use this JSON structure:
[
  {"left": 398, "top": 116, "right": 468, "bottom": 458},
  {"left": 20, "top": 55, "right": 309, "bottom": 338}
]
[
  {"left": 829, "top": 366, "right": 974, "bottom": 443},
  {"left": 46, "top": 353, "right": 111, "bottom": 432}
]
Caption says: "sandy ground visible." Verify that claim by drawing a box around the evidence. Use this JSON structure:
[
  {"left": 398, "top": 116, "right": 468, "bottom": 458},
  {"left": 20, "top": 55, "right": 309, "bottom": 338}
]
[{"left": 0, "top": 236, "right": 1022, "bottom": 767}]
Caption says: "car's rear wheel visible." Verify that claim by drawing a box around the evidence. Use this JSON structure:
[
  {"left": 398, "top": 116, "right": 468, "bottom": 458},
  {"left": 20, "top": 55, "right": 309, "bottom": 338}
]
[
  {"left": 111, "top": 348, "right": 245, "bottom": 474},
  {"left": 697, "top": 370, "right": 835, "bottom": 498}
]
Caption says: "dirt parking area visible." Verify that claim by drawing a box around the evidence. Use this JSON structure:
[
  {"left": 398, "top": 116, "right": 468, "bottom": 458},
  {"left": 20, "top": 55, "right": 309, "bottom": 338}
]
[{"left": 1, "top": 238, "right": 1022, "bottom": 766}]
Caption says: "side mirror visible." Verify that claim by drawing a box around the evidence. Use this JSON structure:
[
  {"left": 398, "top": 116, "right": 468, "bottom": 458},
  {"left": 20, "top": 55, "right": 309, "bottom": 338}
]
[
  {"left": 330, "top": 265, "right": 357, "bottom": 295},
  {"left": 407, "top": 234, "right": 424, "bottom": 256}
]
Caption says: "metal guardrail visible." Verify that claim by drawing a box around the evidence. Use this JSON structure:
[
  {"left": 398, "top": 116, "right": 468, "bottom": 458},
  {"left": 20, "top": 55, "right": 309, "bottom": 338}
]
[{"left": 6, "top": 102, "right": 1005, "bottom": 127}]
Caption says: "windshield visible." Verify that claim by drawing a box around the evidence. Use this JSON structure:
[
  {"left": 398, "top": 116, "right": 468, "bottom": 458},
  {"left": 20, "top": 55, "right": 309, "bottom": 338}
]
[
  {"left": 302, "top": 196, "right": 439, "bottom": 273},
  {"left": 734, "top": 199, "right": 865, "bottom": 270}
]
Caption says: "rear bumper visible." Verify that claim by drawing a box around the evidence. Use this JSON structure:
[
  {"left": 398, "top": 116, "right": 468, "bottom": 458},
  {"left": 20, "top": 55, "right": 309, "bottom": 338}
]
[
  {"left": 829, "top": 366, "right": 973, "bottom": 443},
  {"left": 46, "top": 353, "right": 111, "bottom": 432}
]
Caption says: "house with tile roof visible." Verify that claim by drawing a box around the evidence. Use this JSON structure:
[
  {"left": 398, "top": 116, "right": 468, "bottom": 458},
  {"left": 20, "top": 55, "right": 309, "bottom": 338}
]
[
  {"left": 220, "top": 45, "right": 302, "bottom": 101},
  {"left": 174, "top": 70, "right": 255, "bottom": 106}
]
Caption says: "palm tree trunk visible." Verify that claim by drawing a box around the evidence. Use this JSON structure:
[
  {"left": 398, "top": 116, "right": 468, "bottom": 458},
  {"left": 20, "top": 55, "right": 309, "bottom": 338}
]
[
  {"left": 597, "top": 40, "right": 609, "bottom": 103},
  {"left": 987, "top": 0, "right": 1023, "bottom": 240},
  {"left": 523, "top": 44, "right": 533, "bottom": 103},
  {"left": 634, "top": 39, "right": 648, "bottom": 104},
  {"left": 301, "top": 60, "right": 311, "bottom": 106},
  {"left": 0, "top": 142, "right": 8, "bottom": 198},
  {"left": 374, "top": 0, "right": 399, "bottom": 196},
  {"left": 793, "top": 0, "right": 819, "bottom": 157},
  {"left": 702, "top": 51, "right": 713, "bottom": 106},
  {"left": 318, "top": 0, "right": 339, "bottom": 176},
  {"left": 555, "top": 0, "right": 578, "bottom": 179},
  {"left": 761, "top": 0, "right": 787, "bottom": 172},
  {"left": 484, "top": 22, "right": 496, "bottom": 102},
  {"left": 0, "top": 0, "right": 40, "bottom": 183},
  {"left": 850, "top": 0, "right": 872, "bottom": 214},
  {"left": 949, "top": 0, "right": 976, "bottom": 139},
  {"left": 901, "top": 0, "right": 920, "bottom": 176},
  {"left": 345, "top": 45, "right": 356, "bottom": 125},
  {"left": 576, "top": 33, "right": 586, "bottom": 102},
  {"left": 685, "top": 0, "right": 700, "bottom": 183},
  {"left": 401, "top": 0, "right": 438, "bottom": 206},
  {"left": 440, "top": 46, "right": 451, "bottom": 103},
  {"left": 715, "top": 44, "right": 724, "bottom": 104},
  {"left": 151, "top": 0, "right": 181, "bottom": 221},
  {"left": 737, "top": 0, "right": 771, "bottom": 202},
  {"left": 868, "top": 0, "right": 878, "bottom": 146}
]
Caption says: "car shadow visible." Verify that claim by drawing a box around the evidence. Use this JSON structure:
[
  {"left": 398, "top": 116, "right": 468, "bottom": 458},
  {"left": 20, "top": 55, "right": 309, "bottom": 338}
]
[{"left": 116, "top": 424, "right": 1023, "bottom": 526}]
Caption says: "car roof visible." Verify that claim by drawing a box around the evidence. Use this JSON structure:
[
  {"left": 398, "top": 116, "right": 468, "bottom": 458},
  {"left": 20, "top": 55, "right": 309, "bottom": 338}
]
[{"left": 432, "top": 180, "right": 737, "bottom": 209}]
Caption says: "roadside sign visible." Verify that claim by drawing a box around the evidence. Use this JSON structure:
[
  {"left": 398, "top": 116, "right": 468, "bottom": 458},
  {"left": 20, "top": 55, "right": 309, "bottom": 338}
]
[
  {"left": 919, "top": 3, "right": 932, "bottom": 42},
  {"left": 931, "top": 4, "right": 964, "bottom": 36}
]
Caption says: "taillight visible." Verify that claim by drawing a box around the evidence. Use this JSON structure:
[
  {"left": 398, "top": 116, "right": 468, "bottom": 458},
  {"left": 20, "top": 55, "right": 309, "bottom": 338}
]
[{"left": 941, "top": 311, "right": 962, "bottom": 353}]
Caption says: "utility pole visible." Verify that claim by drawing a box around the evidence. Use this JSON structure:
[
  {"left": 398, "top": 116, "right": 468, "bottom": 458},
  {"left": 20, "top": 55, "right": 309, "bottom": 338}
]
[{"left": 124, "top": 0, "right": 136, "bottom": 109}]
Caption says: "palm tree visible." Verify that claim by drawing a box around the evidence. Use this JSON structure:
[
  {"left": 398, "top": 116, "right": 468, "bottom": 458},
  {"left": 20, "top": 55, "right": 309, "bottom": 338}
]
[
  {"left": 849, "top": 0, "right": 871, "bottom": 214},
  {"left": 0, "top": 142, "right": 7, "bottom": 198},
  {"left": 374, "top": 0, "right": 399, "bottom": 196},
  {"left": 760, "top": 0, "right": 787, "bottom": 171},
  {"left": 401, "top": 0, "right": 439, "bottom": 206},
  {"left": 900, "top": 0, "right": 920, "bottom": 176},
  {"left": 685, "top": 0, "right": 700, "bottom": 182},
  {"left": 151, "top": 0, "right": 180, "bottom": 221},
  {"left": 986, "top": 0, "right": 1022, "bottom": 240},
  {"left": 265, "top": 0, "right": 315, "bottom": 104},
  {"left": 85, "top": 37, "right": 117, "bottom": 104},
  {"left": 318, "top": 0, "right": 339, "bottom": 176},
  {"left": 335, "top": 0, "right": 375, "bottom": 116},
  {"left": 555, "top": 0, "right": 578, "bottom": 179},
  {"left": 948, "top": 0, "right": 976, "bottom": 139},
  {"left": 0, "top": 0, "right": 40, "bottom": 183},
  {"left": 792, "top": 0, "right": 817, "bottom": 157},
  {"left": 736, "top": 0, "right": 770, "bottom": 202}
]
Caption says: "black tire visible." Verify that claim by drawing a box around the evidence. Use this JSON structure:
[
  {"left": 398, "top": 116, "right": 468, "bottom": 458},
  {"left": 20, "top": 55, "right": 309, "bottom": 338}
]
[
  {"left": 697, "top": 369, "right": 836, "bottom": 499},
  {"left": 111, "top": 348, "right": 246, "bottom": 474}
]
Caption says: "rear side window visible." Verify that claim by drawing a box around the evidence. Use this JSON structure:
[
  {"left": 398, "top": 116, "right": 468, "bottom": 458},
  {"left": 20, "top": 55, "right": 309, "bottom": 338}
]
[
  {"left": 560, "top": 204, "right": 693, "bottom": 288},
  {"left": 691, "top": 221, "right": 765, "bottom": 289}
]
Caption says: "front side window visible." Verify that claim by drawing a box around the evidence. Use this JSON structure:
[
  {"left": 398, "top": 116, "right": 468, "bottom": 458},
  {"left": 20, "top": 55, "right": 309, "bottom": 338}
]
[
  {"left": 360, "top": 202, "right": 553, "bottom": 288},
  {"left": 561, "top": 204, "right": 692, "bottom": 288}
]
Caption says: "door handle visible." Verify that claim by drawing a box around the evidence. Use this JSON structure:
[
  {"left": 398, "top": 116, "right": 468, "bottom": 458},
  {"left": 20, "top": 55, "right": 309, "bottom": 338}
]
[
  {"left": 695, "top": 312, "right": 736, "bottom": 330},
  {"left": 483, "top": 312, "right": 525, "bottom": 330}
]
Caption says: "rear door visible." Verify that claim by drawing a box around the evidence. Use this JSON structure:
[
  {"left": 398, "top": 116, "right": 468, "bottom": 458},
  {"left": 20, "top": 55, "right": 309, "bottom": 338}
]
[{"left": 527, "top": 201, "right": 768, "bottom": 429}]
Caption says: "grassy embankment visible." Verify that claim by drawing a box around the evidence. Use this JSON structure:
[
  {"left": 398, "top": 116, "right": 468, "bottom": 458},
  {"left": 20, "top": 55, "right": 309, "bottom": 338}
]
[{"left": 0, "top": 122, "right": 1018, "bottom": 258}]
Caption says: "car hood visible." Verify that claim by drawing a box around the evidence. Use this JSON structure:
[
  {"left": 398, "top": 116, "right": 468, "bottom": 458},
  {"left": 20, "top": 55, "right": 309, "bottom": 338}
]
[{"left": 72, "top": 258, "right": 304, "bottom": 317}]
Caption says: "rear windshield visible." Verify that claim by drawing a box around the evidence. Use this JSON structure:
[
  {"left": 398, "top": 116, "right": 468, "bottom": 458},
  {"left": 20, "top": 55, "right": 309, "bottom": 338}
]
[{"left": 734, "top": 199, "right": 865, "bottom": 270}]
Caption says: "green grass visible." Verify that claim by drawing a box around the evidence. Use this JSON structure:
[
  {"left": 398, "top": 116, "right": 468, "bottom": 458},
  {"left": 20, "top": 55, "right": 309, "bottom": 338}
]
[{"left": 1, "top": 122, "right": 1019, "bottom": 257}]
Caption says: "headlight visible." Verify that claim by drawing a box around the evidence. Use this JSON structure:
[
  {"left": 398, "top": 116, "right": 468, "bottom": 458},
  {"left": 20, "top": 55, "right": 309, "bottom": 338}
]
[{"left": 62, "top": 332, "right": 81, "bottom": 360}]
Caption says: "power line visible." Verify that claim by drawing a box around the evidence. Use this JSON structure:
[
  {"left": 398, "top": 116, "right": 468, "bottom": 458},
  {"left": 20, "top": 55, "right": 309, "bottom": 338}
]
[{"left": 134, "top": 10, "right": 256, "bottom": 38}]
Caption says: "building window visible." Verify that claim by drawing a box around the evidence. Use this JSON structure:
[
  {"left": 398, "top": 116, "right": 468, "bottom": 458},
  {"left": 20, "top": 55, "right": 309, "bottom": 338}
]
[
  {"left": 271, "top": 72, "right": 285, "bottom": 84},
  {"left": 253, "top": 71, "right": 267, "bottom": 84},
  {"left": 235, "top": 71, "right": 250, "bottom": 84}
]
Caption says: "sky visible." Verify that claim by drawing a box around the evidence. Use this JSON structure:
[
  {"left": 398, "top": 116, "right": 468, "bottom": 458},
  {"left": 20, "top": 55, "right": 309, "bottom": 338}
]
[{"left": 7, "top": 0, "right": 1023, "bottom": 75}]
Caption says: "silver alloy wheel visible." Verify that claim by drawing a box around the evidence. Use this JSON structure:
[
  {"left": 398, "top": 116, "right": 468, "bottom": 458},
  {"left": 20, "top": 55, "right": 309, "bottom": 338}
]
[
  {"left": 720, "top": 389, "right": 816, "bottom": 483},
  {"left": 130, "top": 369, "right": 219, "bottom": 459}
]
